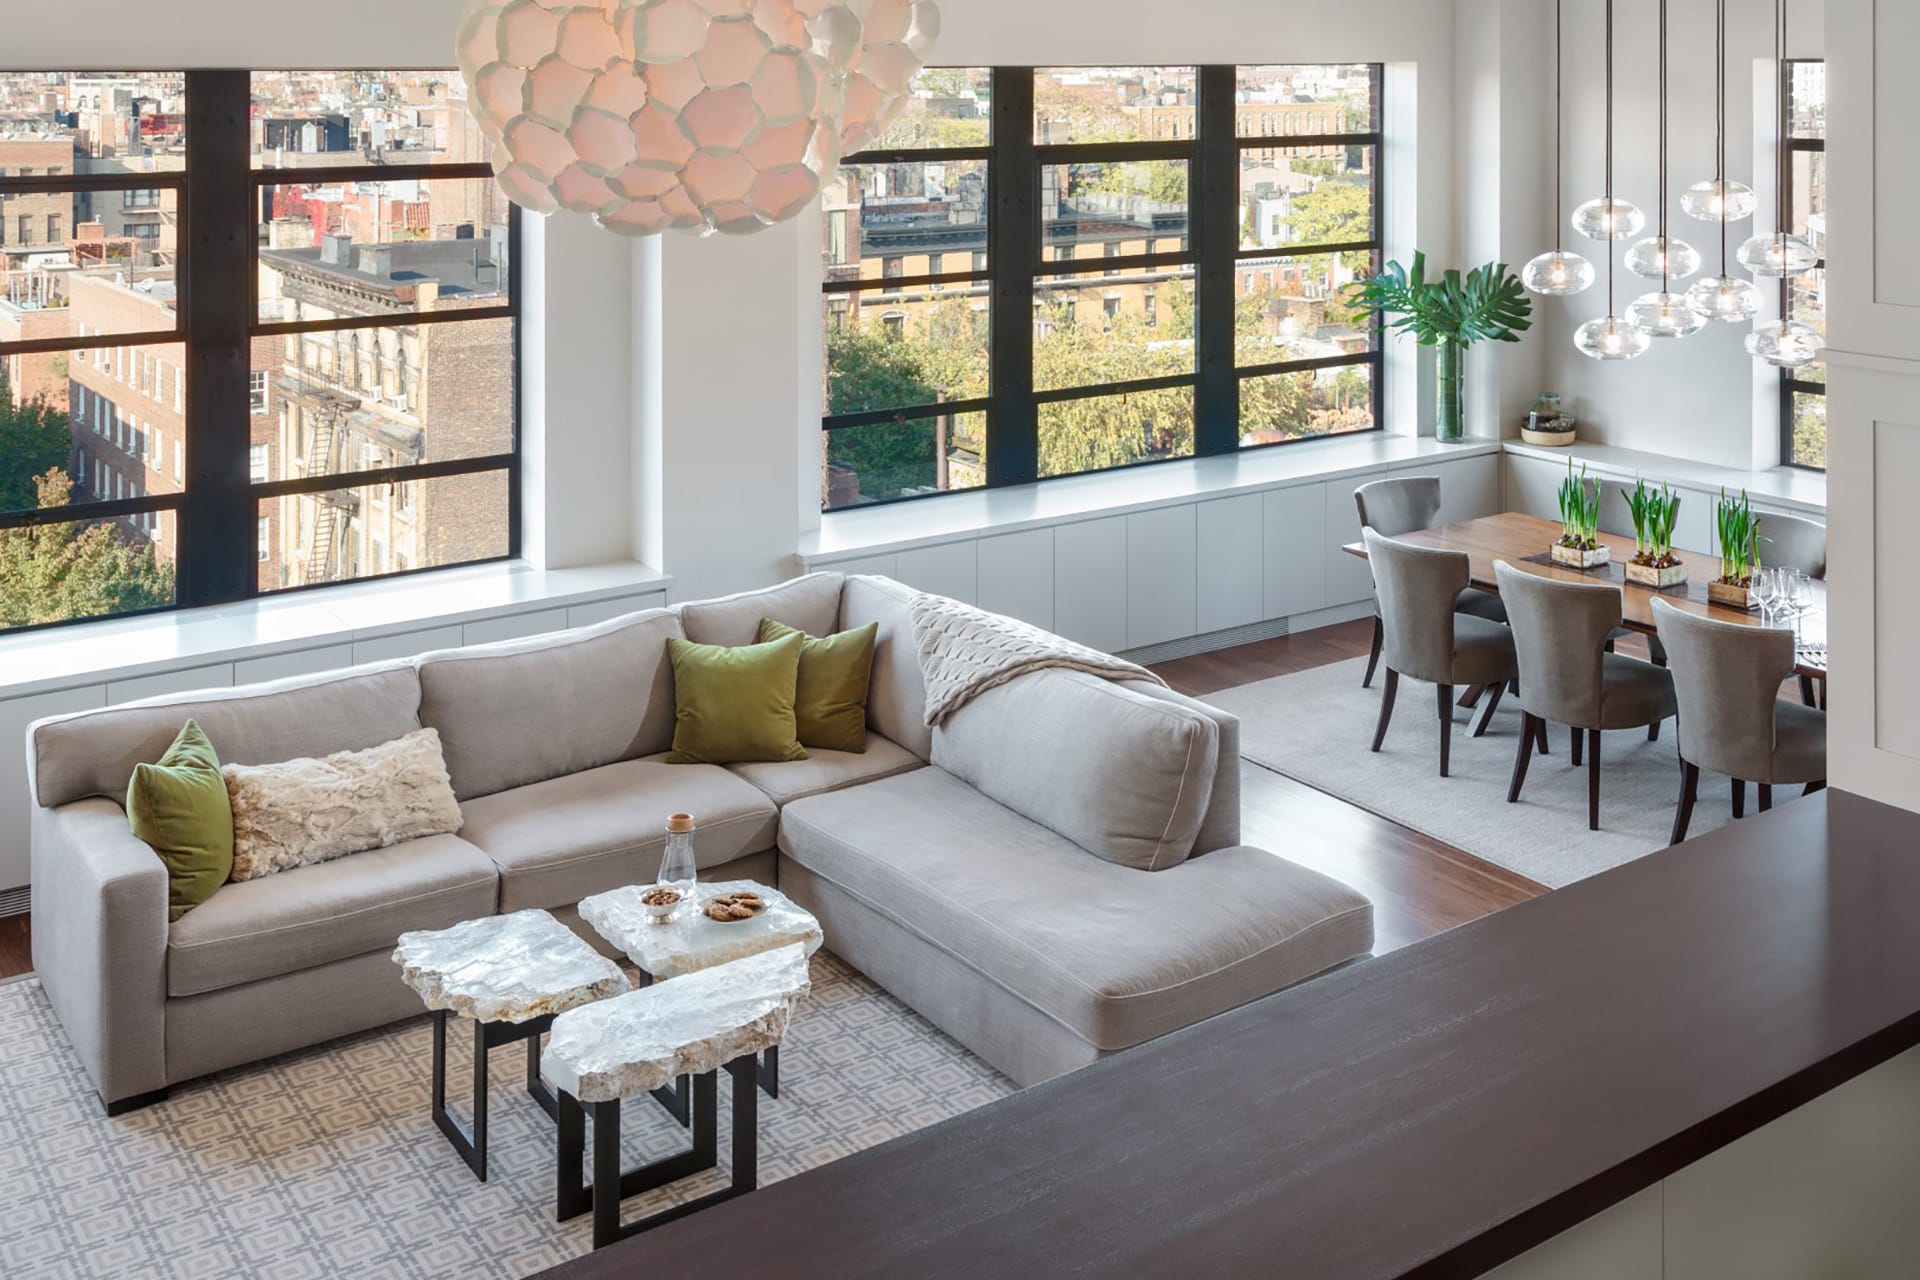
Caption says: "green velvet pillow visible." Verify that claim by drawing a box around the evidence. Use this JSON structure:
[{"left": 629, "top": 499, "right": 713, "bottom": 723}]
[
  {"left": 665, "top": 633, "right": 809, "bottom": 765},
  {"left": 126, "top": 719, "right": 234, "bottom": 922},
  {"left": 756, "top": 617, "right": 878, "bottom": 754}
]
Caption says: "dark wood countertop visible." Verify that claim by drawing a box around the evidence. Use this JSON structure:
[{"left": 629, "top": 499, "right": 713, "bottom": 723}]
[{"left": 540, "top": 790, "right": 1920, "bottom": 1280}]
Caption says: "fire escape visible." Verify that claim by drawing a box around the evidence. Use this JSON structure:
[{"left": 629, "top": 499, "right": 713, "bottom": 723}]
[{"left": 295, "top": 384, "right": 360, "bottom": 583}]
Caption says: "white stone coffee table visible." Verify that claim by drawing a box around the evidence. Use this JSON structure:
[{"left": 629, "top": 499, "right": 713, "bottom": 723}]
[
  {"left": 544, "top": 944, "right": 812, "bottom": 1249},
  {"left": 393, "top": 908, "right": 629, "bottom": 1181},
  {"left": 579, "top": 879, "right": 822, "bottom": 1114}
]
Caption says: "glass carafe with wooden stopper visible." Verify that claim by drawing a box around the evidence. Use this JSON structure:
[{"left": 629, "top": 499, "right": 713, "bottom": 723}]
[{"left": 658, "top": 813, "right": 698, "bottom": 906}]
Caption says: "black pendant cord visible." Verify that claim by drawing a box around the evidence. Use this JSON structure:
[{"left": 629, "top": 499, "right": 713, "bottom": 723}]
[
  {"left": 1717, "top": 0, "right": 1729, "bottom": 274},
  {"left": 1554, "top": 0, "right": 1565, "bottom": 253},
  {"left": 1605, "top": 0, "right": 1616, "bottom": 317},
  {"left": 1658, "top": 0, "right": 1669, "bottom": 295},
  {"left": 1776, "top": 0, "right": 1789, "bottom": 251}
]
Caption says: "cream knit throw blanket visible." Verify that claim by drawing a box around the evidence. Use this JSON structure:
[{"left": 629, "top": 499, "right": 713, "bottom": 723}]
[{"left": 910, "top": 593, "right": 1166, "bottom": 727}]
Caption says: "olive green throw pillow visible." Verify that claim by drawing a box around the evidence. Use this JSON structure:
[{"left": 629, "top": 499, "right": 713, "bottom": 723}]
[
  {"left": 126, "top": 719, "right": 234, "bottom": 922},
  {"left": 756, "top": 617, "right": 878, "bottom": 754},
  {"left": 665, "top": 633, "right": 810, "bottom": 765}
]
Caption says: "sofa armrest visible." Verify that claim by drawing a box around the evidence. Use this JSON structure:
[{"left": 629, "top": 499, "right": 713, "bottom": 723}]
[{"left": 30, "top": 799, "right": 170, "bottom": 1109}]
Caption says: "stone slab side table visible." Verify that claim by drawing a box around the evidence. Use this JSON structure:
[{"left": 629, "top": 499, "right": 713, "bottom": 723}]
[
  {"left": 394, "top": 908, "right": 630, "bottom": 1181},
  {"left": 579, "top": 879, "right": 822, "bottom": 1119},
  {"left": 543, "top": 943, "right": 813, "bottom": 1249}
]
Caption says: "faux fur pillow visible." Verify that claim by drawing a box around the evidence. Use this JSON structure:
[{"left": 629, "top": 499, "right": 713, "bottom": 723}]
[{"left": 223, "top": 728, "right": 463, "bottom": 881}]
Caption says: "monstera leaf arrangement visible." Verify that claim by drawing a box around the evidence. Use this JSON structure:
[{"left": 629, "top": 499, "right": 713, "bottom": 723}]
[
  {"left": 1347, "top": 251, "right": 1533, "bottom": 443},
  {"left": 456, "top": 0, "right": 940, "bottom": 237}
]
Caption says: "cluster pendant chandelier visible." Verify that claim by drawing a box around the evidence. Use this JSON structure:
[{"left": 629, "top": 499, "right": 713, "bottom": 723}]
[
  {"left": 455, "top": 0, "right": 941, "bottom": 238},
  {"left": 1538, "top": 0, "right": 1819, "bottom": 367}
]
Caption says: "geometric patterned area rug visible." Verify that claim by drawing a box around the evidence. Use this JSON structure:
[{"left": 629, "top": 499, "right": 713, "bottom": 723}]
[{"left": 0, "top": 953, "right": 1013, "bottom": 1279}]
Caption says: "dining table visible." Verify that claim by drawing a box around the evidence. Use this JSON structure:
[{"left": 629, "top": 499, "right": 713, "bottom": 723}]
[{"left": 1342, "top": 511, "right": 1829, "bottom": 681}]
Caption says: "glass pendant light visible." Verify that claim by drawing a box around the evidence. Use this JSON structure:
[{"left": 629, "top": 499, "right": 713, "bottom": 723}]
[
  {"left": 1573, "top": 197, "right": 1644, "bottom": 241},
  {"left": 1746, "top": 319, "right": 1824, "bottom": 366},
  {"left": 1686, "top": 0, "right": 1762, "bottom": 324},
  {"left": 1628, "top": 0, "right": 1704, "bottom": 337},
  {"left": 1738, "top": 0, "right": 1818, "bottom": 279},
  {"left": 1524, "top": 1, "right": 1596, "bottom": 296},
  {"left": 1577, "top": 0, "right": 1649, "bottom": 360},
  {"left": 1682, "top": 0, "right": 1756, "bottom": 225}
]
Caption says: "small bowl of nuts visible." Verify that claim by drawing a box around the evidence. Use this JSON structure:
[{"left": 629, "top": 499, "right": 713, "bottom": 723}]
[{"left": 640, "top": 885, "right": 683, "bottom": 923}]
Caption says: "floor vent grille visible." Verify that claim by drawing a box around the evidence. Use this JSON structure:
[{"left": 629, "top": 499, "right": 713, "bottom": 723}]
[{"left": 0, "top": 886, "right": 29, "bottom": 919}]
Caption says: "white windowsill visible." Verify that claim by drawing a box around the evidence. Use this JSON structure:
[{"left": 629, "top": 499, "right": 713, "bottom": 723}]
[
  {"left": 0, "top": 558, "right": 671, "bottom": 701},
  {"left": 1501, "top": 440, "right": 1828, "bottom": 514},
  {"left": 803, "top": 432, "right": 1503, "bottom": 562}
]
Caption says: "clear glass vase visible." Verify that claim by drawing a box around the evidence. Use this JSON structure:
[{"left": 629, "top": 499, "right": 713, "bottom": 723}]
[
  {"left": 1435, "top": 339, "right": 1464, "bottom": 443},
  {"left": 659, "top": 813, "right": 698, "bottom": 901}
]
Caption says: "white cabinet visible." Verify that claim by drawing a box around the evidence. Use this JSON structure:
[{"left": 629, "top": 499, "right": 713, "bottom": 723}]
[
  {"left": 106, "top": 663, "right": 234, "bottom": 705},
  {"left": 234, "top": 644, "right": 356, "bottom": 686},
  {"left": 894, "top": 541, "right": 978, "bottom": 604},
  {"left": 977, "top": 528, "right": 1055, "bottom": 631},
  {"left": 1263, "top": 484, "right": 1327, "bottom": 620},
  {"left": 1395, "top": 453, "right": 1501, "bottom": 526},
  {"left": 1505, "top": 453, "right": 1566, "bottom": 521},
  {"left": 352, "top": 625, "right": 464, "bottom": 666},
  {"left": 1669, "top": 486, "right": 1714, "bottom": 556},
  {"left": 566, "top": 591, "right": 669, "bottom": 629},
  {"left": 1325, "top": 470, "right": 1384, "bottom": 606},
  {"left": 1196, "top": 494, "right": 1265, "bottom": 635},
  {"left": 0, "top": 686, "right": 108, "bottom": 891},
  {"left": 1125, "top": 504, "right": 1197, "bottom": 650},
  {"left": 819, "top": 553, "right": 898, "bottom": 578},
  {"left": 1053, "top": 516, "right": 1129, "bottom": 652},
  {"left": 463, "top": 607, "right": 570, "bottom": 647}
]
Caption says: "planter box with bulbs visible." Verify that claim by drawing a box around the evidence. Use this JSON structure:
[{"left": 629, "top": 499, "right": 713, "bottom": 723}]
[{"left": 1552, "top": 460, "right": 1610, "bottom": 569}]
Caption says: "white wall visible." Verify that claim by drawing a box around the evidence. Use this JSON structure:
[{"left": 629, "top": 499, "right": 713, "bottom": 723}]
[{"left": 1537, "top": 0, "right": 1824, "bottom": 470}]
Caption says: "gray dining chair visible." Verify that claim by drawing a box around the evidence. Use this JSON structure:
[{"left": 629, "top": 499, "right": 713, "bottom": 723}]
[
  {"left": 1652, "top": 597, "right": 1827, "bottom": 844},
  {"left": 1354, "top": 477, "right": 1506, "bottom": 691},
  {"left": 1756, "top": 511, "right": 1828, "bottom": 708},
  {"left": 1495, "top": 561, "right": 1677, "bottom": 831},
  {"left": 1364, "top": 529, "right": 1519, "bottom": 777}
]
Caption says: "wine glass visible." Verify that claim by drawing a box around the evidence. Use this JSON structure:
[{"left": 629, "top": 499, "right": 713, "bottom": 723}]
[
  {"left": 1787, "top": 571, "right": 1815, "bottom": 636},
  {"left": 1752, "top": 566, "right": 1780, "bottom": 624}
]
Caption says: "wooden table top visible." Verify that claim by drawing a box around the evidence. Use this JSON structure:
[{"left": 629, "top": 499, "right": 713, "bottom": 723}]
[
  {"left": 1343, "top": 511, "right": 1828, "bottom": 677},
  {"left": 536, "top": 792, "right": 1920, "bottom": 1280}
]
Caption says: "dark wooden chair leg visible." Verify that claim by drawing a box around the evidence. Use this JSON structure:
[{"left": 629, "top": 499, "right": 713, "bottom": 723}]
[
  {"left": 1436, "top": 683, "right": 1455, "bottom": 778},
  {"left": 1472, "top": 681, "right": 1506, "bottom": 738},
  {"left": 1732, "top": 779, "right": 1746, "bottom": 819},
  {"left": 1604, "top": 636, "right": 1617, "bottom": 654},
  {"left": 1648, "top": 718, "right": 1662, "bottom": 742},
  {"left": 1670, "top": 761, "right": 1700, "bottom": 845},
  {"left": 1798, "top": 675, "right": 1818, "bottom": 708},
  {"left": 1508, "top": 676, "right": 1521, "bottom": 696},
  {"left": 1805, "top": 779, "right": 1826, "bottom": 796},
  {"left": 1570, "top": 727, "right": 1583, "bottom": 768},
  {"left": 1508, "top": 713, "right": 1538, "bottom": 803},
  {"left": 1458, "top": 684, "right": 1483, "bottom": 710},
  {"left": 1758, "top": 783, "right": 1773, "bottom": 813},
  {"left": 1370, "top": 668, "right": 1398, "bottom": 753},
  {"left": 1586, "top": 728, "right": 1602, "bottom": 831},
  {"left": 1362, "top": 616, "right": 1384, "bottom": 689},
  {"left": 1535, "top": 718, "right": 1549, "bottom": 756}
]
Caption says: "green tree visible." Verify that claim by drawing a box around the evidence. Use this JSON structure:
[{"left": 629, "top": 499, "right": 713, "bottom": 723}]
[
  {"left": 1285, "top": 178, "right": 1374, "bottom": 271},
  {"left": 0, "top": 362, "right": 72, "bottom": 513},
  {"left": 824, "top": 297, "right": 989, "bottom": 501},
  {"left": 0, "top": 470, "right": 175, "bottom": 628}
]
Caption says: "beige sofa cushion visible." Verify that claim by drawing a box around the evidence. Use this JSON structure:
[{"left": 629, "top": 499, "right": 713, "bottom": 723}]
[
  {"left": 30, "top": 664, "right": 422, "bottom": 810},
  {"left": 458, "top": 757, "right": 778, "bottom": 912},
  {"left": 676, "top": 572, "right": 845, "bottom": 648},
  {"left": 780, "top": 768, "right": 1373, "bottom": 1050},
  {"left": 166, "top": 832, "right": 498, "bottom": 998},
  {"left": 727, "top": 735, "right": 924, "bottom": 807},
  {"left": 1119, "top": 680, "right": 1241, "bottom": 856},
  {"left": 932, "top": 670, "right": 1218, "bottom": 871},
  {"left": 418, "top": 608, "right": 681, "bottom": 801},
  {"left": 839, "top": 574, "right": 931, "bottom": 760}
]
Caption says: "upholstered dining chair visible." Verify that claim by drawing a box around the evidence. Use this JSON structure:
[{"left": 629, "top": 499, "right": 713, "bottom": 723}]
[
  {"left": 1652, "top": 597, "right": 1827, "bottom": 845},
  {"left": 1363, "top": 529, "right": 1519, "bottom": 777},
  {"left": 1495, "top": 561, "right": 1677, "bottom": 832},
  {"left": 1354, "top": 477, "right": 1506, "bottom": 690}
]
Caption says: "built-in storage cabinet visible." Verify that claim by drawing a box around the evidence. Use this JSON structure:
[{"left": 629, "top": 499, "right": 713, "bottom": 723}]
[
  {"left": 1504, "top": 453, "right": 1717, "bottom": 556},
  {"left": 809, "top": 448, "right": 1503, "bottom": 655}
]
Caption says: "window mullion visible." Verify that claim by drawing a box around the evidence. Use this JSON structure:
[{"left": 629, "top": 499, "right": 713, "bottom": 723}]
[
  {"left": 988, "top": 67, "right": 1037, "bottom": 488},
  {"left": 179, "top": 69, "right": 256, "bottom": 608},
  {"left": 1195, "top": 65, "right": 1239, "bottom": 456}
]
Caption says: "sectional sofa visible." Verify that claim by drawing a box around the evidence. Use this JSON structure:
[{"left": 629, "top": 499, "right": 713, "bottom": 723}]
[{"left": 27, "top": 572, "right": 1374, "bottom": 1113}]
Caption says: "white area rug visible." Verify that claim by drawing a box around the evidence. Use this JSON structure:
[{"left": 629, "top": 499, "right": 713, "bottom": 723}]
[
  {"left": 0, "top": 953, "right": 1012, "bottom": 1280},
  {"left": 1205, "top": 656, "right": 1791, "bottom": 888}
]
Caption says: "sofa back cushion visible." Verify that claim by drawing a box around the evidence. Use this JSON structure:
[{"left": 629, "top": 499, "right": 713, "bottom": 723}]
[
  {"left": 932, "top": 669, "right": 1218, "bottom": 871},
  {"left": 676, "top": 572, "right": 845, "bottom": 648},
  {"left": 1118, "top": 680, "right": 1241, "bottom": 856},
  {"left": 418, "top": 607, "right": 681, "bottom": 801},
  {"left": 839, "top": 574, "right": 932, "bottom": 759},
  {"left": 30, "top": 664, "right": 424, "bottom": 811}
]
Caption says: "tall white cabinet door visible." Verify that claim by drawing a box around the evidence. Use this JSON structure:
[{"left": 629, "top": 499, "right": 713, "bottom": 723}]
[
  {"left": 1054, "top": 516, "right": 1129, "bottom": 652},
  {"left": 0, "top": 686, "right": 108, "bottom": 891},
  {"left": 1196, "top": 494, "right": 1265, "bottom": 634},
  {"left": 1326, "top": 470, "right": 1385, "bottom": 606},
  {"left": 1126, "top": 505, "right": 1198, "bottom": 650},
  {"left": 1424, "top": 454, "right": 1501, "bottom": 524},
  {"left": 1504, "top": 454, "right": 1565, "bottom": 520},
  {"left": 1263, "top": 484, "right": 1327, "bottom": 619},
  {"left": 1669, "top": 486, "right": 1715, "bottom": 556},
  {"left": 894, "top": 541, "right": 978, "bottom": 604},
  {"left": 977, "top": 528, "right": 1055, "bottom": 631}
]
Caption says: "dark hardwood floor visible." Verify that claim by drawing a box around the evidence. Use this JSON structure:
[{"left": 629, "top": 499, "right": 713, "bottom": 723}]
[
  {"left": 0, "top": 620, "right": 1548, "bottom": 980},
  {"left": 1153, "top": 619, "right": 1546, "bottom": 954}
]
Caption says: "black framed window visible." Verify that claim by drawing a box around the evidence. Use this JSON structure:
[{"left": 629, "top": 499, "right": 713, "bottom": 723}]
[
  {"left": 1780, "top": 58, "right": 1825, "bottom": 471},
  {"left": 0, "top": 68, "right": 519, "bottom": 636},
  {"left": 819, "top": 64, "right": 1382, "bottom": 512}
]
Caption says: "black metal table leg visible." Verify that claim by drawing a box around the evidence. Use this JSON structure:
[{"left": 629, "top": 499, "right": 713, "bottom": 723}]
[
  {"left": 635, "top": 968, "right": 693, "bottom": 1127},
  {"left": 429, "top": 1009, "right": 557, "bottom": 1182},
  {"left": 759, "top": 1045, "right": 779, "bottom": 1099},
  {"left": 526, "top": 1031, "right": 558, "bottom": 1122}
]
